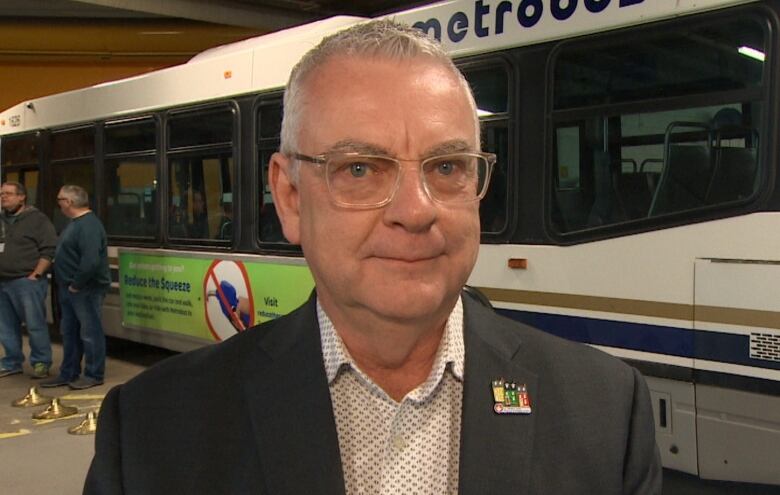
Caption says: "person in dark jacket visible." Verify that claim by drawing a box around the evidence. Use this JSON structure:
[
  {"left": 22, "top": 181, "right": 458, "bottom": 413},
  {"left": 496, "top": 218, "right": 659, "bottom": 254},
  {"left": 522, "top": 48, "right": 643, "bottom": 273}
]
[
  {"left": 0, "top": 181, "right": 57, "bottom": 379},
  {"left": 41, "top": 185, "right": 110, "bottom": 390},
  {"left": 84, "top": 20, "right": 661, "bottom": 494}
]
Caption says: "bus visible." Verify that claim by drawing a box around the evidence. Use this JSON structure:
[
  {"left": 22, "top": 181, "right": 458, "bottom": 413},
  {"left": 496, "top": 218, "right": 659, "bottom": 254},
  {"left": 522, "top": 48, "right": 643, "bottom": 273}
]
[{"left": 1, "top": 0, "right": 778, "bottom": 487}]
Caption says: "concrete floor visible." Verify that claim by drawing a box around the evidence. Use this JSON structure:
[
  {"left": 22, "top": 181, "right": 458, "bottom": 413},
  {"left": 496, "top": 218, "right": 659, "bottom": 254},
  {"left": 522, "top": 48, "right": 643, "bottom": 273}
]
[
  {"left": 0, "top": 336, "right": 174, "bottom": 494},
  {"left": 1, "top": 335, "right": 779, "bottom": 494}
]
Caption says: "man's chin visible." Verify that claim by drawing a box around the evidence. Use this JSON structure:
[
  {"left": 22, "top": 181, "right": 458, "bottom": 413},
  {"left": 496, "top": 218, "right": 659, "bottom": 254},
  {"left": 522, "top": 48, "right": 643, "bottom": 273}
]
[{"left": 359, "top": 286, "right": 458, "bottom": 323}]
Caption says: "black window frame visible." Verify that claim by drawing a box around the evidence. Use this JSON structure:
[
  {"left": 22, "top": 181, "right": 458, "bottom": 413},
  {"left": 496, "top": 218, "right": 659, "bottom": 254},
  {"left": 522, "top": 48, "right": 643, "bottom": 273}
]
[
  {"left": 164, "top": 102, "right": 239, "bottom": 249},
  {"left": 48, "top": 124, "right": 98, "bottom": 232},
  {"left": 253, "top": 92, "right": 298, "bottom": 254},
  {"left": 457, "top": 54, "right": 516, "bottom": 243},
  {"left": 103, "top": 115, "right": 161, "bottom": 242}
]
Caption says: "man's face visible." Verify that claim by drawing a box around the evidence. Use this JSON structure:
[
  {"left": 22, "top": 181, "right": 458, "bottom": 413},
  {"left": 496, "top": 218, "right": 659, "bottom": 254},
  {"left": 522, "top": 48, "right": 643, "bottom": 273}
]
[
  {"left": 56, "top": 189, "right": 71, "bottom": 216},
  {"left": 0, "top": 184, "right": 25, "bottom": 213},
  {"left": 273, "top": 55, "right": 481, "bottom": 324}
]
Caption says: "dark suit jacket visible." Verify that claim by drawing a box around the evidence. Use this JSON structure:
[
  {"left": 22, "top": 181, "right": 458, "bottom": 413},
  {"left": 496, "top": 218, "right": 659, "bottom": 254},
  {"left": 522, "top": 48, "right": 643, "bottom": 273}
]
[{"left": 84, "top": 294, "right": 661, "bottom": 494}]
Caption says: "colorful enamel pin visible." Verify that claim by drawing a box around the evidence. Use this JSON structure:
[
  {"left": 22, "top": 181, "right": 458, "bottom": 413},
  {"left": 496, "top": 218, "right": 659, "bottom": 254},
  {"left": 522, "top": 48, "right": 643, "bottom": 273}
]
[{"left": 492, "top": 378, "right": 532, "bottom": 414}]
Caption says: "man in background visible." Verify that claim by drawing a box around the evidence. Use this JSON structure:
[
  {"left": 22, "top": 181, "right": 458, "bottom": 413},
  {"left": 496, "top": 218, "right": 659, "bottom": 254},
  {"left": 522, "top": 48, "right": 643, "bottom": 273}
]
[
  {"left": 41, "top": 185, "right": 110, "bottom": 390},
  {"left": 0, "top": 181, "right": 56, "bottom": 379}
]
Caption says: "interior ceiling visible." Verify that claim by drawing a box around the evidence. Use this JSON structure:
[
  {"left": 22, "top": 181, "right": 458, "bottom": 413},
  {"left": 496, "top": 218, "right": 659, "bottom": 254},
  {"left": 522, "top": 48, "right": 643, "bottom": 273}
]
[{"left": 0, "top": 0, "right": 438, "bottom": 31}]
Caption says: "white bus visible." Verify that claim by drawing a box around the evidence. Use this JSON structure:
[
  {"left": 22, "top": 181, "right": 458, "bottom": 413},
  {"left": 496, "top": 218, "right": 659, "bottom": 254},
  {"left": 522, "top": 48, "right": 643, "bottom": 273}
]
[{"left": 1, "top": 0, "right": 778, "bottom": 487}]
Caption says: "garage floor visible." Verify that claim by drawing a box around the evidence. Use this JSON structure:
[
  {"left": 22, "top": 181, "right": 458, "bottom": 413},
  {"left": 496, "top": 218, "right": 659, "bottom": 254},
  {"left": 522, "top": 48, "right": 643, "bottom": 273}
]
[{"left": 1, "top": 335, "right": 778, "bottom": 494}]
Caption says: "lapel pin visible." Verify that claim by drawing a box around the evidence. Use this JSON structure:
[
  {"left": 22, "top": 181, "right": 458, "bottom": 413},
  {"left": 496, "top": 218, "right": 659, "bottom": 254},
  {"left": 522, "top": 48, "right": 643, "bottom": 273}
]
[{"left": 492, "top": 379, "right": 532, "bottom": 415}]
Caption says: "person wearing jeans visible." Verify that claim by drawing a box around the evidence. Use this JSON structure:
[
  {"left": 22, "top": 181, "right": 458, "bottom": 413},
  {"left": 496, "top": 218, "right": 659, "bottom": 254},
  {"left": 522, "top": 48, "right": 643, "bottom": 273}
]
[
  {"left": 0, "top": 181, "right": 57, "bottom": 379},
  {"left": 41, "top": 184, "right": 110, "bottom": 390},
  {"left": 56, "top": 285, "right": 106, "bottom": 385},
  {"left": 0, "top": 277, "right": 52, "bottom": 376}
]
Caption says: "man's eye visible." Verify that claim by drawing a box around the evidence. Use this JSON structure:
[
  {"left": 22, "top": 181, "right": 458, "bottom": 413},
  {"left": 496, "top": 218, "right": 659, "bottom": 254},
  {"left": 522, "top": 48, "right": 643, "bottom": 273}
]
[
  {"left": 349, "top": 162, "right": 368, "bottom": 178},
  {"left": 434, "top": 159, "right": 469, "bottom": 176},
  {"left": 437, "top": 161, "right": 455, "bottom": 175}
]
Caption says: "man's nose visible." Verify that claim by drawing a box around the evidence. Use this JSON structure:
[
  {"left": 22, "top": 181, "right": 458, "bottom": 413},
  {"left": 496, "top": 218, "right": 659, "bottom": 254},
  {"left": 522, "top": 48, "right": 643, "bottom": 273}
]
[{"left": 382, "top": 164, "right": 436, "bottom": 232}]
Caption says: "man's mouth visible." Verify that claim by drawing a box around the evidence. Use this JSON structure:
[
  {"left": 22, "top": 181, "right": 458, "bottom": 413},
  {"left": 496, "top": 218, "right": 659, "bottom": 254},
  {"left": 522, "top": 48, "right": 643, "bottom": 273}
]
[{"left": 373, "top": 253, "right": 441, "bottom": 263}]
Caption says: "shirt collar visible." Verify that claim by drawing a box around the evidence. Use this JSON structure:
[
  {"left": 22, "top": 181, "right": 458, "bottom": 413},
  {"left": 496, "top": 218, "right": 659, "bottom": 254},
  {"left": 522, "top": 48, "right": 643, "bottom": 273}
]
[{"left": 318, "top": 296, "right": 465, "bottom": 399}]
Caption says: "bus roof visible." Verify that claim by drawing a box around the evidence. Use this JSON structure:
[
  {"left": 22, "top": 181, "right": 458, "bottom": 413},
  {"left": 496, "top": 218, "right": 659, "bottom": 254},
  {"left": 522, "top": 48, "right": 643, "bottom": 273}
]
[{"left": 0, "top": 0, "right": 756, "bottom": 135}]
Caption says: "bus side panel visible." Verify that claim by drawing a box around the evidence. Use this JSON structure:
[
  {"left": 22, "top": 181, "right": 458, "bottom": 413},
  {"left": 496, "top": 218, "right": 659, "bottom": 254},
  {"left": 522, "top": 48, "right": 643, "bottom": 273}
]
[
  {"left": 696, "top": 386, "right": 780, "bottom": 485},
  {"left": 694, "top": 259, "right": 780, "bottom": 485},
  {"left": 646, "top": 376, "right": 699, "bottom": 476}
]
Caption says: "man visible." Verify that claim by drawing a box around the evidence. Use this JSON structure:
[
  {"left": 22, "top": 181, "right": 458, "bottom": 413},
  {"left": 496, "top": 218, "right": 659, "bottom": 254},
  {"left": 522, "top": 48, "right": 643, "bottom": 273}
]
[
  {"left": 41, "top": 185, "right": 110, "bottom": 390},
  {"left": 0, "top": 181, "right": 56, "bottom": 379},
  {"left": 85, "top": 20, "right": 661, "bottom": 494}
]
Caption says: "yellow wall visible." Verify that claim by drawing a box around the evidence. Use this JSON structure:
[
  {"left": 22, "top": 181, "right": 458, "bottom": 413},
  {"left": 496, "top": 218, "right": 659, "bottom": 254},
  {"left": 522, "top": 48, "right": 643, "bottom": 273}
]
[
  {"left": 0, "top": 19, "right": 263, "bottom": 111},
  {"left": 1, "top": 60, "right": 183, "bottom": 110}
]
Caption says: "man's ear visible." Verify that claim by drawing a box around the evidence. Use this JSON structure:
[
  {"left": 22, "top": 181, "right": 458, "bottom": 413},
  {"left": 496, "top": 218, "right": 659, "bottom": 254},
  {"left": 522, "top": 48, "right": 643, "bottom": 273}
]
[{"left": 268, "top": 152, "right": 301, "bottom": 244}]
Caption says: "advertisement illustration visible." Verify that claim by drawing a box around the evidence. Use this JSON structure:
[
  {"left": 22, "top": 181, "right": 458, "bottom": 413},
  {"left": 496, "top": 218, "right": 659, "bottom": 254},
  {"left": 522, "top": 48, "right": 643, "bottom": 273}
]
[
  {"left": 204, "top": 260, "right": 254, "bottom": 340},
  {"left": 120, "top": 250, "right": 314, "bottom": 343}
]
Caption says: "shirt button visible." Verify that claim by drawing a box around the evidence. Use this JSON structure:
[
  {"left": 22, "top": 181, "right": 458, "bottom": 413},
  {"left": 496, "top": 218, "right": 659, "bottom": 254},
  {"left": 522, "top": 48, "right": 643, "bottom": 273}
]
[{"left": 392, "top": 435, "right": 407, "bottom": 451}]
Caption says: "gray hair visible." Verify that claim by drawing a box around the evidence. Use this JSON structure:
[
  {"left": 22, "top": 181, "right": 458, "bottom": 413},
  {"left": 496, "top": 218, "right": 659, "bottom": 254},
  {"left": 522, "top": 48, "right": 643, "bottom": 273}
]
[
  {"left": 280, "top": 19, "right": 477, "bottom": 181},
  {"left": 60, "top": 184, "right": 89, "bottom": 208}
]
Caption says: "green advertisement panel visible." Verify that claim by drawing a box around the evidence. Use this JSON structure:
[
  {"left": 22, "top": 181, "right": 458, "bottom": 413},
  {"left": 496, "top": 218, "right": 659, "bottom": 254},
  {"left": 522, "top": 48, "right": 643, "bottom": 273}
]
[{"left": 119, "top": 250, "right": 314, "bottom": 342}]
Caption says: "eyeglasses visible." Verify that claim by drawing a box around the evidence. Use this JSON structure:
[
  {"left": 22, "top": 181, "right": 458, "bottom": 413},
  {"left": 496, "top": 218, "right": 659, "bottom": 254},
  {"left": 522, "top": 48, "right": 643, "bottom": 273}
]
[
  {"left": 291, "top": 151, "right": 495, "bottom": 209},
  {"left": 56, "top": 197, "right": 68, "bottom": 202},
  {"left": 0, "top": 192, "right": 19, "bottom": 197}
]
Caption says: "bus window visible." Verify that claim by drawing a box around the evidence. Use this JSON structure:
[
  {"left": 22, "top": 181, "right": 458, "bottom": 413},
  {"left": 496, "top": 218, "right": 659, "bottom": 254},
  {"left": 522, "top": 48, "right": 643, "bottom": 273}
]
[
  {"left": 105, "top": 119, "right": 156, "bottom": 154},
  {"left": 1, "top": 133, "right": 40, "bottom": 207},
  {"left": 21, "top": 170, "right": 39, "bottom": 207},
  {"left": 105, "top": 118, "right": 158, "bottom": 238},
  {"left": 167, "top": 107, "right": 234, "bottom": 243},
  {"left": 51, "top": 127, "right": 95, "bottom": 160},
  {"left": 2, "top": 133, "right": 38, "bottom": 166},
  {"left": 169, "top": 109, "right": 232, "bottom": 148},
  {"left": 50, "top": 127, "right": 96, "bottom": 232},
  {"left": 1, "top": 169, "right": 39, "bottom": 207},
  {"left": 551, "top": 17, "right": 765, "bottom": 235},
  {"left": 462, "top": 64, "right": 510, "bottom": 236},
  {"left": 556, "top": 126, "right": 581, "bottom": 190},
  {"left": 257, "top": 99, "right": 286, "bottom": 244},
  {"left": 480, "top": 123, "right": 509, "bottom": 234},
  {"left": 169, "top": 154, "right": 234, "bottom": 241}
]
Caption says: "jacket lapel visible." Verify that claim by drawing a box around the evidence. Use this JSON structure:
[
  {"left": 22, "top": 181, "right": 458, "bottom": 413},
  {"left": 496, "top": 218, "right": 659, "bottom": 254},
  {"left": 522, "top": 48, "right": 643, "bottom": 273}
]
[
  {"left": 242, "top": 296, "right": 346, "bottom": 495},
  {"left": 459, "top": 298, "right": 539, "bottom": 495}
]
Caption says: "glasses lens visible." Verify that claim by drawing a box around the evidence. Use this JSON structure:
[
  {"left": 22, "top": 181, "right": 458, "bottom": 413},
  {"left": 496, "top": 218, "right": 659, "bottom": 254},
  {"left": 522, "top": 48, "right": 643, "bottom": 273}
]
[
  {"left": 422, "top": 153, "right": 489, "bottom": 203},
  {"left": 325, "top": 154, "right": 399, "bottom": 207}
]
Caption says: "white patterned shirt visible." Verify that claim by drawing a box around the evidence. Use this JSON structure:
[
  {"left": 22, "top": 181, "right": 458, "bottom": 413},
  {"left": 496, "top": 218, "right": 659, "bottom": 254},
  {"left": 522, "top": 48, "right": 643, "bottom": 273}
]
[{"left": 318, "top": 297, "right": 465, "bottom": 495}]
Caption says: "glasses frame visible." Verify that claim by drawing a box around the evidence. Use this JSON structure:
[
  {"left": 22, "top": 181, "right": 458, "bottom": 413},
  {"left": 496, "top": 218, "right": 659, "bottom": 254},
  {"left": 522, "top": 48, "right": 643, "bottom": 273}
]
[{"left": 291, "top": 151, "right": 496, "bottom": 209}]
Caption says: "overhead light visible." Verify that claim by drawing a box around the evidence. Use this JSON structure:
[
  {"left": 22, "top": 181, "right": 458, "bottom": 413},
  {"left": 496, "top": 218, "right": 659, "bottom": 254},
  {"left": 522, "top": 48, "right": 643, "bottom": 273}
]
[
  {"left": 477, "top": 108, "right": 495, "bottom": 117},
  {"left": 738, "top": 46, "right": 765, "bottom": 62}
]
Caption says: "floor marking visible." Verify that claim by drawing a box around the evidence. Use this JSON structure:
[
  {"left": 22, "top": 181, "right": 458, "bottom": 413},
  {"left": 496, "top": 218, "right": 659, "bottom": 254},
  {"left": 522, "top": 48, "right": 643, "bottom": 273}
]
[
  {"left": 0, "top": 429, "right": 31, "bottom": 439},
  {"left": 59, "top": 394, "right": 105, "bottom": 401}
]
